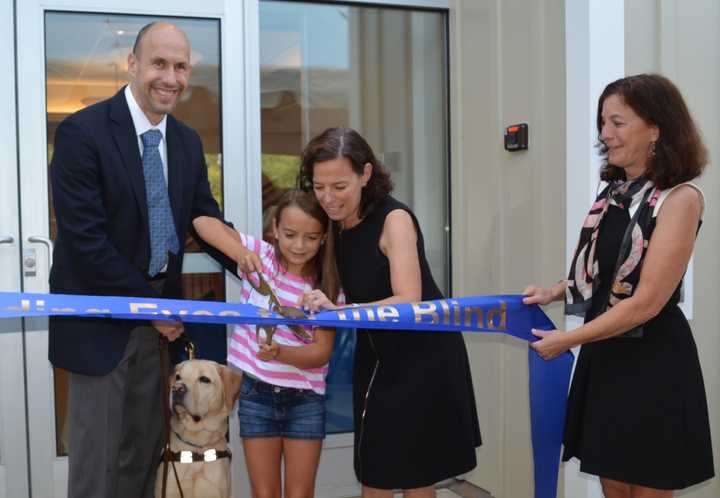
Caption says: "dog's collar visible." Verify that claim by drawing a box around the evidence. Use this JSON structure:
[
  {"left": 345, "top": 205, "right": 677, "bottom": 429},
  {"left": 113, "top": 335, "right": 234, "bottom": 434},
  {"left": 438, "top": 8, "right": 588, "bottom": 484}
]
[
  {"left": 162, "top": 447, "right": 232, "bottom": 464},
  {"left": 172, "top": 429, "right": 205, "bottom": 450}
]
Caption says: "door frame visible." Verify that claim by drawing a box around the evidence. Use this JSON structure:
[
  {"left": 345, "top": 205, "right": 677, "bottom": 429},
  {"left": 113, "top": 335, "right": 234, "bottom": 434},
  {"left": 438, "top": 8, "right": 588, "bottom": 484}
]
[
  {"left": 14, "top": 1, "right": 259, "bottom": 496},
  {"left": 0, "top": 0, "right": 29, "bottom": 497},
  {"left": 14, "top": 0, "right": 455, "bottom": 496}
]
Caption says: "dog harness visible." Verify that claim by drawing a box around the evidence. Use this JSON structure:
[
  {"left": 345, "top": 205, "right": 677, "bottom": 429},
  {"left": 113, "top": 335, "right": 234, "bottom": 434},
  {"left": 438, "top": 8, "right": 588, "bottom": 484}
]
[{"left": 163, "top": 448, "right": 232, "bottom": 464}]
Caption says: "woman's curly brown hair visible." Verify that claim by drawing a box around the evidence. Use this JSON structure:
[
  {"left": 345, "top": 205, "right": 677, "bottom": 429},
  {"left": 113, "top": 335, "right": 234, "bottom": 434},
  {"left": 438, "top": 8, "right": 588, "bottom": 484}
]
[
  {"left": 298, "top": 127, "right": 393, "bottom": 218},
  {"left": 597, "top": 74, "right": 707, "bottom": 189}
]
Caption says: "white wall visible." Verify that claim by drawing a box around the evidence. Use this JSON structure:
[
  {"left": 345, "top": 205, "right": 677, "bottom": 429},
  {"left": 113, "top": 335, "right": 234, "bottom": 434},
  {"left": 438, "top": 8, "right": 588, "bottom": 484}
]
[
  {"left": 564, "top": 1, "right": 625, "bottom": 497},
  {"left": 625, "top": 2, "right": 720, "bottom": 497},
  {"left": 453, "top": 1, "right": 718, "bottom": 497},
  {"left": 450, "top": 1, "right": 566, "bottom": 496}
]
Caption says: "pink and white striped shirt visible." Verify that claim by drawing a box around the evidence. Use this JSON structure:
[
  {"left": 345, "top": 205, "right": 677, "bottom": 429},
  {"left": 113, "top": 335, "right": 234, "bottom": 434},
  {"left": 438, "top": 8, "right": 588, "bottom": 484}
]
[{"left": 227, "top": 233, "right": 341, "bottom": 394}]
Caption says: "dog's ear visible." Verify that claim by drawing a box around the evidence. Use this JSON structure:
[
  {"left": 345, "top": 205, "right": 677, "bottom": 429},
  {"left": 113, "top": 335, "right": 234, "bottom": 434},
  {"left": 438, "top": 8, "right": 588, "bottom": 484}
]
[
  {"left": 167, "top": 363, "right": 181, "bottom": 394},
  {"left": 217, "top": 365, "right": 243, "bottom": 411}
]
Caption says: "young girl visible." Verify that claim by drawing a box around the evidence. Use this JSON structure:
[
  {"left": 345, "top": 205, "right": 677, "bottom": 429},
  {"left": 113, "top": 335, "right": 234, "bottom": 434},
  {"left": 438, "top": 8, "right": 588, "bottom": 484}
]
[{"left": 193, "top": 189, "right": 342, "bottom": 498}]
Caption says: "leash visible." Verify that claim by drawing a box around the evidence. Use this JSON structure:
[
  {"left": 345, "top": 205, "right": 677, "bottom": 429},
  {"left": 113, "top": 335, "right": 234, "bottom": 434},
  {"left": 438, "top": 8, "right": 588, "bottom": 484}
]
[{"left": 159, "top": 335, "right": 185, "bottom": 498}]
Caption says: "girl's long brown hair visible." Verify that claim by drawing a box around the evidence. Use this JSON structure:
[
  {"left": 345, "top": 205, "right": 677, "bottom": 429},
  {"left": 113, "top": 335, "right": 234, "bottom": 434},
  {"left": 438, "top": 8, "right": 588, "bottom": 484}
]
[{"left": 272, "top": 189, "right": 341, "bottom": 303}]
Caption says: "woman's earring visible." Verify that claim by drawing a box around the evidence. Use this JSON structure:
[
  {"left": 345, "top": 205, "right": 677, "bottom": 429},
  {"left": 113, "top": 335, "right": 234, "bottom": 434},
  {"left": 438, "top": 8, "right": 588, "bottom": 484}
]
[{"left": 650, "top": 141, "right": 657, "bottom": 157}]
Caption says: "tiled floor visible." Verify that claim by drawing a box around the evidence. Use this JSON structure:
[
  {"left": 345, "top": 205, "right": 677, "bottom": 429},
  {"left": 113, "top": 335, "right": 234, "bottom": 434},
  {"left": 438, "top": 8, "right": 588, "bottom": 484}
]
[
  {"left": 361, "top": 479, "right": 493, "bottom": 498},
  {"left": 434, "top": 490, "right": 462, "bottom": 498},
  {"left": 447, "top": 479, "right": 493, "bottom": 498}
]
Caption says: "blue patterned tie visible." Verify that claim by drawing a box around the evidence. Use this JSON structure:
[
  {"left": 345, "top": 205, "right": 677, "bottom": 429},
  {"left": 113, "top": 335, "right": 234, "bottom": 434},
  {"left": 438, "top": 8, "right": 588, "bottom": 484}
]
[{"left": 141, "top": 129, "right": 179, "bottom": 276}]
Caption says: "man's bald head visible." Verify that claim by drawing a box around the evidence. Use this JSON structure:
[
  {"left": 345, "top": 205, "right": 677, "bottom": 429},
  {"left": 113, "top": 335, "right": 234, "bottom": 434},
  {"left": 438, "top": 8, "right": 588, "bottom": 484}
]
[{"left": 132, "top": 21, "right": 190, "bottom": 60}]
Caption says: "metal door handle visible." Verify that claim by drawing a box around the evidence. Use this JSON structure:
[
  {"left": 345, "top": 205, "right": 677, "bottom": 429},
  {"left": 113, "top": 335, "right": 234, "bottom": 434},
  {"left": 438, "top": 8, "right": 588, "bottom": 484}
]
[
  {"left": 28, "top": 236, "right": 54, "bottom": 268},
  {"left": 0, "top": 236, "right": 13, "bottom": 244}
]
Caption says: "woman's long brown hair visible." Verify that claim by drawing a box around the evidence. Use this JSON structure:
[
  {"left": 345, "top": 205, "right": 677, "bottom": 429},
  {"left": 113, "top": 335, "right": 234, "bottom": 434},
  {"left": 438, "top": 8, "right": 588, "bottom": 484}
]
[{"left": 597, "top": 74, "right": 707, "bottom": 189}]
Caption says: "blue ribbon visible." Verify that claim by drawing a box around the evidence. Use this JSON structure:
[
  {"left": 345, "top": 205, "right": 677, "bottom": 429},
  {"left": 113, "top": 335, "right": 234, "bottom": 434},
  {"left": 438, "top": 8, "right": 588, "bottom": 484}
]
[{"left": 0, "top": 291, "right": 572, "bottom": 498}]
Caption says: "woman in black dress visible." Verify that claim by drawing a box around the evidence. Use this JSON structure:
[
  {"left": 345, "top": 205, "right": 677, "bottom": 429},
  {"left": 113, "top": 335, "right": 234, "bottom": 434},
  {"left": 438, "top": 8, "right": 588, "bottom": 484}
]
[
  {"left": 298, "top": 127, "right": 481, "bottom": 497},
  {"left": 524, "top": 74, "right": 714, "bottom": 498}
]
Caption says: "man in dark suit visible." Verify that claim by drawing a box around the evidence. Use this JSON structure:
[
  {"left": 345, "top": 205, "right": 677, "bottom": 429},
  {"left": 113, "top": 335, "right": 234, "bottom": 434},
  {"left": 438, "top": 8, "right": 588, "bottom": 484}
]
[{"left": 49, "top": 21, "right": 238, "bottom": 498}]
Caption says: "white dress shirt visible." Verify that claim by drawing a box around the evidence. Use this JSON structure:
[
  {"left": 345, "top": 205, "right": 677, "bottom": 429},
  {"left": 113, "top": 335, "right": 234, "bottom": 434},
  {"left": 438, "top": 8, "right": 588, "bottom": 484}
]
[
  {"left": 124, "top": 85, "right": 171, "bottom": 272},
  {"left": 124, "top": 85, "right": 169, "bottom": 184}
]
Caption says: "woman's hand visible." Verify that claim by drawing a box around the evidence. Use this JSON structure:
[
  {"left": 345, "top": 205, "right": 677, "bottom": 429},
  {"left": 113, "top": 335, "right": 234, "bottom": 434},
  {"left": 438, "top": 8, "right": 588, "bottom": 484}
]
[
  {"left": 257, "top": 341, "right": 280, "bottom": 362},
  {"left": 236, "top": 247, "right": 262, "bottom": 275},
  {"left": 523, "top": 283, "right": 561, "bottom": 306},
  {"left": 530, "top": 329, "right": 572, "bottom": 360},
  {"left": 298, "top": 289, "right": 337, "bottom": 313}
]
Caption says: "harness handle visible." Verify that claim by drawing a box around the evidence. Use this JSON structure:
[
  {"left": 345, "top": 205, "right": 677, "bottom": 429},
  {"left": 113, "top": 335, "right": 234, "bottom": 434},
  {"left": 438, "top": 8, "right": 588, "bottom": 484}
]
[{"left": 159, "top": 336, "right": 185, "bottom": 498}]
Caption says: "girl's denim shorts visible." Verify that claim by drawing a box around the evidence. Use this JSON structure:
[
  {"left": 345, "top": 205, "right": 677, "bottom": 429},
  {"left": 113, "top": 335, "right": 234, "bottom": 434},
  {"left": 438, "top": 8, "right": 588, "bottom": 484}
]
[{"left": 237, "top": 375, "right": 326, "bottom": 440}]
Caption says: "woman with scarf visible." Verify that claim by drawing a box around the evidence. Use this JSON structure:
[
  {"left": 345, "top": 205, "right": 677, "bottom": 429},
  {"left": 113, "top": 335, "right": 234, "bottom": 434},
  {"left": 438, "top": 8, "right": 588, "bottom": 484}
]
[{"left": 524, "top": 74, "right": 714, "bottom": 498}]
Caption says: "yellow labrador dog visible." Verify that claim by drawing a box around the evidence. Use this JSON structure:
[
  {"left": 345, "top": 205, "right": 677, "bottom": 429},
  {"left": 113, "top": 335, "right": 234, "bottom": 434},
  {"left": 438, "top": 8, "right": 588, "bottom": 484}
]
[{"left": 155, "top": 360, "right": 243, "bottom": 498}]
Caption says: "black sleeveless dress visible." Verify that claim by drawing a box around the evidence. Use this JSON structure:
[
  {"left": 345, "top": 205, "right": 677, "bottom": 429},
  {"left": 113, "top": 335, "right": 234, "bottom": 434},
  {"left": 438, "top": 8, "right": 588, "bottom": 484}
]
[
  {"left": 562, "top": 204, "right": 715, "bottom": 489},
  {"left": 336, "top": 196, "right": 481, "bottom": 489}
]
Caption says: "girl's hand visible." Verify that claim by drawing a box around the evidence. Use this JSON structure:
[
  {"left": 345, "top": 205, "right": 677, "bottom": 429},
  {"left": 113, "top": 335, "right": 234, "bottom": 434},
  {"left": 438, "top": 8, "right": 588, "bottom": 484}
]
[
  {"left": 236, "top": 247, "right": 262, "bottom": 275},
  {"left": 523, "top": 285, "right": 556, "bottom": 306},
  {"left": 257, "top": 342, "right": 280, "bottom": 362},
  {"left": 299, "top": 289, "right": 337, "bottom": 313},
  {"left": 530, "top": 329, "right": 571, "bottom": 360}
]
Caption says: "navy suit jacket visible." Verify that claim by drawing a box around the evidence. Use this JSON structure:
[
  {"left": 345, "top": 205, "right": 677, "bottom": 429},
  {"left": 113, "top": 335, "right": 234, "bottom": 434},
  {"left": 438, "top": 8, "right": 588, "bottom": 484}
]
[{"left": 49, "top": 87, "right": 235, "bottom": 375}]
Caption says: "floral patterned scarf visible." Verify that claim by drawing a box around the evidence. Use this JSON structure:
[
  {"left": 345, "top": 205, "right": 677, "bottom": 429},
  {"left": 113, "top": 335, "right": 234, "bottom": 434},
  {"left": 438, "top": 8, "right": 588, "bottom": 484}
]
[{"left": 566, "top": 177, "right": 661, "bottom": 320}]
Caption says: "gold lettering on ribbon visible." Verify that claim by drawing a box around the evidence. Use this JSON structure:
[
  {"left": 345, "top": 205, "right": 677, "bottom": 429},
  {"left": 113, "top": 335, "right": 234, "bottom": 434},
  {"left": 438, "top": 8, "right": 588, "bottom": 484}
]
[
  {"left": 51, "top": 307, "right": 76, "bottom": 312},
  {"left": 439, "top": 300, "right": 450, "bottom": 324},
  {"left": 487, "top": 301, "right": 507, "bottom": 330},
  {"left": 336, "top": 310, "right": 348, "bottom": 321},
  {"left": 86, "top": 308, "right": 111, "bottom": 314},
  {"left": 130, "top": 303, "right": 158, "bottom": 314},
  {"left": 451, "top": 300, "right": 461, "bottom": 326},
  {"left": 377, "top": 306, "right": 400, "bottom": 322},
  {"left": 412, "top": 302, "right": 440, "bottom": 324},
  {"left": 21, "top": 300, "right": 30, "bottom": 312},
  {"left": 191, "top": 310, "right": 213, "bottom": 316},
  {"left": 219, "top": 311, "right": 241, "bottom": 317},
  {"left": 464, "top": 306, "right": 484, "bottom": 328}
]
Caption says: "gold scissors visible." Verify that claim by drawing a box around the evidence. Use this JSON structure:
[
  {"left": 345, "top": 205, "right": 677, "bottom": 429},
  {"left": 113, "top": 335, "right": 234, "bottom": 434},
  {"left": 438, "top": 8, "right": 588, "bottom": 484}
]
[{"left": 246, "top": 272, "right": 312, "bottom": 345}]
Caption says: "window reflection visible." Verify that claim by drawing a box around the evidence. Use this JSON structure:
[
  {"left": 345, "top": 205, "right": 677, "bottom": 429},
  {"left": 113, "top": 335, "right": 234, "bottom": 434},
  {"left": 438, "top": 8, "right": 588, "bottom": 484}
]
[
  {"left": 260, "top": 2, "right": 448, "bottom": 291},
  {"left": 44, "top": 12, "right": 224, "bottom": 456},
  {"left": 260, "top": 1, "right": 449, "bottom": 434},
  {"left": 46, "top": 12, "right": 223, "bottom": 236}
]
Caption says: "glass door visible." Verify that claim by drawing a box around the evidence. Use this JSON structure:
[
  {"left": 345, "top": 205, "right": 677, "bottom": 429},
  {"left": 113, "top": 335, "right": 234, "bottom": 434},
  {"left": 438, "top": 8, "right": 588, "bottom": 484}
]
[
  {"left": 15, "top": 1, "right": 256, "bottom": 496},
  {"left": 12, "top": 0, "right": 450, "bottom": 496},
  {"left": 0, "top": 1, "right": 30, "bottom": 497},
  {"left": 258, "top": 2, "right": 449, "bottom": 495}
]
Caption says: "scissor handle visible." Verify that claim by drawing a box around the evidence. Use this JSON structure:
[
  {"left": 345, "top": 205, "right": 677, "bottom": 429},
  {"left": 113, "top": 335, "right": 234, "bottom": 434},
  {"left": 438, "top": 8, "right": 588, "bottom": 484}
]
[{"left": 257, "top": 324, "right": 276, "bottom": 346}]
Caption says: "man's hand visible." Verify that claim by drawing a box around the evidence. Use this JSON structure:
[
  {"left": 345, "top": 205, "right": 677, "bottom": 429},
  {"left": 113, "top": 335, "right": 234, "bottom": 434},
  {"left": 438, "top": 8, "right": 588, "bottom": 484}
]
[{"left": 152, "top": 319, "right": 184, "bottom": 342}]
